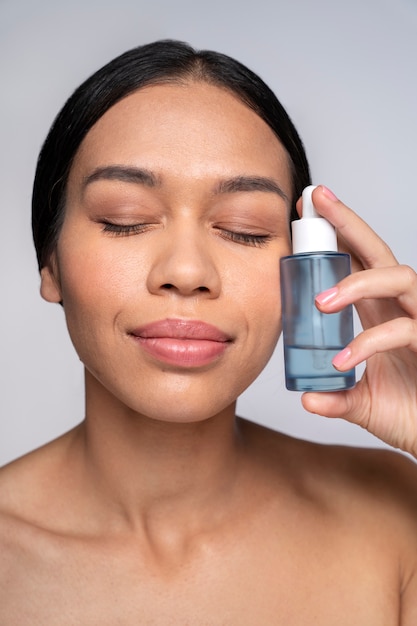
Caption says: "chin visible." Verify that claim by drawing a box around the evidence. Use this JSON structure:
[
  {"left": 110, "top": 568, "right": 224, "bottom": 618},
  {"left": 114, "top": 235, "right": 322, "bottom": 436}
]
[{"left": 126, "top": 398, "right": 236, "bottom": 425}]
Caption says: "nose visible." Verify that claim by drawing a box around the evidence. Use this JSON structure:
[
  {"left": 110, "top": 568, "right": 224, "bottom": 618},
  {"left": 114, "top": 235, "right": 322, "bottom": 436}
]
[{"left": 146, "top": 224, "right": 221, "bottom": 298}]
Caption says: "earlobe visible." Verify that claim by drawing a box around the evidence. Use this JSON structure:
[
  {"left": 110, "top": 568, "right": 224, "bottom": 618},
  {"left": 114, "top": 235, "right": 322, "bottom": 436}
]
[{"left": 40, "top": 258, "right": 62, "bottom": 303}]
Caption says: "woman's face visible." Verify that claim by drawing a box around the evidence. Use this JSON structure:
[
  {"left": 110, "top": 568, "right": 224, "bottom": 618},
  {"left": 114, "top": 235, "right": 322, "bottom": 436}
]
[{"left": 41, "top": 82, "right": 292, "bottom": 423}]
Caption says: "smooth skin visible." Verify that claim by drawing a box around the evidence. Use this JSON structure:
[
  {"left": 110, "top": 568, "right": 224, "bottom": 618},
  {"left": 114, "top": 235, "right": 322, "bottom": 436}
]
[{"left": 0, "top": 82, "right": 416, "bottom": 625}]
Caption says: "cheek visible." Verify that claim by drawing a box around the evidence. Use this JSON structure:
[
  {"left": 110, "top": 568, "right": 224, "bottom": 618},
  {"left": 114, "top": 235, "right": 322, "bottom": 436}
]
[
  {"left": 239, "top": 248, "right": 283, "bottom": 308},
  {"left": 229, "top": 279, "right": 282, "bottom": 398},
  {"left": 57, "top": 240, "right": 149, "bottom": 310},
  {"left": 233, "top": 256, "right": 283, "bottom": 350},
  {"left": 55, "top": 239, "right": 150, "bottom": 368}
]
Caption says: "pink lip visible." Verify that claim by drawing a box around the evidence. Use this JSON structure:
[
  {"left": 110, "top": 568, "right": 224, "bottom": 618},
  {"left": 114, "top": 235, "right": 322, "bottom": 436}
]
[{"left": 130, "top": 319, "right": 232, "bottom": 367}]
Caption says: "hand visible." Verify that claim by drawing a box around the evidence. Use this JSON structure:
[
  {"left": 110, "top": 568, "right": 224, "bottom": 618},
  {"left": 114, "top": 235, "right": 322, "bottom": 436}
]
[{"left": 299, "top": 185, "right": 417, "bottom": 458}]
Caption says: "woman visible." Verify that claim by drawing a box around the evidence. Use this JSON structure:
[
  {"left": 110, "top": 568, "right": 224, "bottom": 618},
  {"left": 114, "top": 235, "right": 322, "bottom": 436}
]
[{"left": 1, "top": 40, "right": 416, "bottom": 624}]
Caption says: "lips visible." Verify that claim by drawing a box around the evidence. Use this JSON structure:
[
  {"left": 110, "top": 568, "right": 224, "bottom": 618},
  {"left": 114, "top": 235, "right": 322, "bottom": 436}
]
[{"left": 129, "top": 319, "right": 232, "bottom": 367}]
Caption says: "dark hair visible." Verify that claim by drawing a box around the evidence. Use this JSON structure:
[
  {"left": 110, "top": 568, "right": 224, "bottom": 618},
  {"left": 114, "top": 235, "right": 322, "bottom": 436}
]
[{"left": 32, "top": 39, "right": 311, "bottom": 270}]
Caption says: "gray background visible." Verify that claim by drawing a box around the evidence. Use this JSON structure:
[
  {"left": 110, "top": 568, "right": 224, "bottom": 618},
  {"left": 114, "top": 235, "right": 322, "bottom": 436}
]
[{"left": 1, "top": 0, "right": 416, "bottom": 466}]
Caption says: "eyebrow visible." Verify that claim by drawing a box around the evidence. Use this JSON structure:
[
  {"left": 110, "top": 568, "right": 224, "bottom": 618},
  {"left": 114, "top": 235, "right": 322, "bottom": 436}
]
[
  {"left": 82, "top": 166, "right": 289, "bottom": 204},
  {"left": 82, "top": 165, "right": 160, "bottom": 191},
  {"left": 214, "top": 175, "right": 289, "bottom": 203}
]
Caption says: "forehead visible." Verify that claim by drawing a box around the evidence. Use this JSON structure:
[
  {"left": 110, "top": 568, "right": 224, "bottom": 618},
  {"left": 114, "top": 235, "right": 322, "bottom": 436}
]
[{"left": 71, "top": 82, "right": 291, "bottom": 191}]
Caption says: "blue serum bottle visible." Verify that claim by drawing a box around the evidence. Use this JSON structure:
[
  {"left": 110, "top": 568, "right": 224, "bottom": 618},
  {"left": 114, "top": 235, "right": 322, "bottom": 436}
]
[{"left": 280, "top": 186, "right": 355, "bottom": 392}]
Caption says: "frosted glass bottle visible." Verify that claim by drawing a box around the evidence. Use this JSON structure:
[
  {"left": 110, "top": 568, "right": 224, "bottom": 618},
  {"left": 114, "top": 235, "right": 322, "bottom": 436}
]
[{"left": 280, "top": 186, "right": 355, "bottom": 392}]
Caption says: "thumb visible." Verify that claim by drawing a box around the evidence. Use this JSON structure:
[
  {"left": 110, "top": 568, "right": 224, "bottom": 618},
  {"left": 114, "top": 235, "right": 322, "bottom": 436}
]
[{"left": 301, "top": 384, "right": 370, "bottom": 430}]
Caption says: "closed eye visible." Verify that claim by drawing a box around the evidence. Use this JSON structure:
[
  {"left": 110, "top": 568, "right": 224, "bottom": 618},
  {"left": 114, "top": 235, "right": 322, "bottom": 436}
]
[
  {"left": 101, "top": 222, "right": 153, "bottom": 236},
  {"left": 100, "top": 222, "right": 272, "bottom": 246},
  {"left": 217, "top": 229, "right": 272, "bottom": 248}
]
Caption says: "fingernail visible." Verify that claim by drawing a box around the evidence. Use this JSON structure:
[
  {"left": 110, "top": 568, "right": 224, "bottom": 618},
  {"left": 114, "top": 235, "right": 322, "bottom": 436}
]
[
  {"left": 315, "top": 287, "right": 339, "bottom": 306},
  {"left": 321, "top": 185, "right": 338, "bottom": 201},
  {"left": 332, "top": 347, "right": 352, "bottom": 369}
]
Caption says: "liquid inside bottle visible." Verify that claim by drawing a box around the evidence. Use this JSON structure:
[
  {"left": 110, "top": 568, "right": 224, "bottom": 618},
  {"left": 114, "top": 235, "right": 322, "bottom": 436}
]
[{"left": 280, "top": 252, "right": 355, "bottom": 392}]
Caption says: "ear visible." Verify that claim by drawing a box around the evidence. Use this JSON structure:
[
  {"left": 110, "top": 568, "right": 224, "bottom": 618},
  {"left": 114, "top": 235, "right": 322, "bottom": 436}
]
[{"left": 40, "top": 254, "right": 62, "bottom": 303}]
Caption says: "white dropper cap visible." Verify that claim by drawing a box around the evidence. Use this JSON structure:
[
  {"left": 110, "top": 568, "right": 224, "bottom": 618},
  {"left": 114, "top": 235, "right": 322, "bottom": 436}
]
[{"left": 292, "top": 185, "right": 338, "bottom": 254}]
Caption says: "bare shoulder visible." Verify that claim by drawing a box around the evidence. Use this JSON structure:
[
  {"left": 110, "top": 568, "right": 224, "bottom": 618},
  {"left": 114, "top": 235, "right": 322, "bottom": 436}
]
[
  {"left": 239, "top": 418, "right": 417, "bottom": 552},
  {"left": 240, "top": 417, "right": 417, "bottom": 519},
  {"left": 323, "top": 443, "right": 417, "bottom": 625},
  {"left": 0, "top": 432, "right": 80, "bottom": 620},
  {"left": 0, "top": 427, "right": 81, "bottom": 554},
  {"left": 239, "top": 417, "right": 417, "bottom": 622},
  {"left": 305, "top": 435, "right": 417, "bottom": 511},
  {"left": 0, "top": 427, "right": 78, "bottom": 504}
]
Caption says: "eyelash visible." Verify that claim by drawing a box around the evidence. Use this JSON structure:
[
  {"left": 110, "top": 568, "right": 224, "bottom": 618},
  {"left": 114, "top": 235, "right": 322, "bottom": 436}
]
[
  {"left": 219, "top": 229, "right": 272, "bottom": 248},
  {"left": 101, "top": 222, "right": 150, "bottom": 236},
  {"left": 101, "top": 222, "right": 271, "bottom": 248}
]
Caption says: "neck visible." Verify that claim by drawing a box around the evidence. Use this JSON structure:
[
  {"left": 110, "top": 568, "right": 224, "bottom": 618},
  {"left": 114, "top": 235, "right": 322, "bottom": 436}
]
[{"left": 75, "top": 371, "right": 245, "bottom": 535}]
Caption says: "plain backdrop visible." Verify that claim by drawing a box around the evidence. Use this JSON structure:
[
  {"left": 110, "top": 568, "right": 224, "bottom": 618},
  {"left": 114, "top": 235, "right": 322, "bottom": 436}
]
[{"left": 1, "top": 0, "right": 416, "bottom": 466}]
